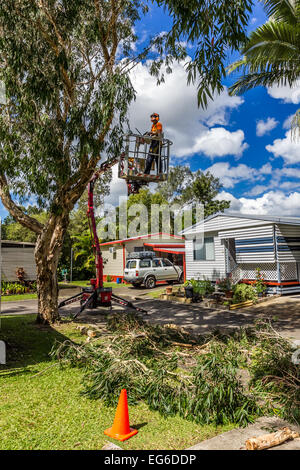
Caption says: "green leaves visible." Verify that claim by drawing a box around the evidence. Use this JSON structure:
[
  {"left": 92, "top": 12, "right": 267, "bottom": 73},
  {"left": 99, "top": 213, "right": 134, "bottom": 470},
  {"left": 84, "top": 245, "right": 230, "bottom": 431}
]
[
  {"left": 155, "top": 0, "right": 254, "bottom": 108},
  {"left": 0, "top": 1, "right": 138, "bottom": 209},
  {"left": 229, "top": 0, "right": 300, "bottom": 100}
]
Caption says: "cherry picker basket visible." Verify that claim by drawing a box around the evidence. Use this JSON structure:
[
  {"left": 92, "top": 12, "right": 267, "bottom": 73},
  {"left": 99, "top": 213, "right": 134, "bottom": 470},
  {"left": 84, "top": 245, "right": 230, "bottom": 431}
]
[{"left": 118, "top": 133, "right": 173, "bottom": 184}]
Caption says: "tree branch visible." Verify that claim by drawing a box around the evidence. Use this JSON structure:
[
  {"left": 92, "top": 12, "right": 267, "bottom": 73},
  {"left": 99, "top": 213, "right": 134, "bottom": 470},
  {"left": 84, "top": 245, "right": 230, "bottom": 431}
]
[{"left": 0, "top": 173, "right": 43, "bottom": 234}]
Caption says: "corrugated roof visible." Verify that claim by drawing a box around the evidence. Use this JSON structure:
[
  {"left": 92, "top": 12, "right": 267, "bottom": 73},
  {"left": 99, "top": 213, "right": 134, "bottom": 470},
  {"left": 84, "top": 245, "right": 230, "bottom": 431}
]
[
  {"left": 1, "top": 239, "right": 35, "bottom": 246},
  {"left": 180, "top": 212, "right": 300, "bottom": 235},
  {"left": 100, "top": 232, "right": 184, "bottom": 246}
]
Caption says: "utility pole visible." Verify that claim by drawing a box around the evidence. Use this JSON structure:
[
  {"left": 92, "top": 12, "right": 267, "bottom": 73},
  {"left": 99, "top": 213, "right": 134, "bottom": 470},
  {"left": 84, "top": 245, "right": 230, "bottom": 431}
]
[{"left": 70, "top": 247, "right": 73, "bottom": 283}]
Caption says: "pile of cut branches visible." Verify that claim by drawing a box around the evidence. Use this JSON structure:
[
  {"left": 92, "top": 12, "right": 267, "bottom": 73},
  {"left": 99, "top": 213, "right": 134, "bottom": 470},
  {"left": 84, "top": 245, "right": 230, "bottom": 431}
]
[{"left": 52, "top": 314, "right": 299, "bottom": 426}]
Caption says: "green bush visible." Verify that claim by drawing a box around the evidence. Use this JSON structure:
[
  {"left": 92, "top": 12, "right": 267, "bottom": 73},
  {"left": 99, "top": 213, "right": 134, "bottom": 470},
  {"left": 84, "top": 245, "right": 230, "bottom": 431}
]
[
  {"left": 232, "top": 283, "right": 257, "bottom": 304},
  {"left": 185, "top": 279, "right": 215, "bottom": 297},
  {"left": 1, "top": 280, "right": 37, "bottom": 295}
]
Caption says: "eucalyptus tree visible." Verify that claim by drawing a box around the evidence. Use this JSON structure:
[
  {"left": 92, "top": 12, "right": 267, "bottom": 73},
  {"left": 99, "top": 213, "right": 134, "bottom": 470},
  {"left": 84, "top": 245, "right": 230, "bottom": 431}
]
[
  {"left": 0, "top": 0, "right": 253, "bottom": 323},
  {"left": 228, "top": 0, "right": 300, "bottom": 138}
]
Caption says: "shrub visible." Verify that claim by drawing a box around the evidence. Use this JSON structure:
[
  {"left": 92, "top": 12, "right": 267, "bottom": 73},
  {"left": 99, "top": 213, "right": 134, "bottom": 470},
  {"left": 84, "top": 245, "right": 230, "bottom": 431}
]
[
  {"left": 216, "top": 276, "right": 232, "bottom": 292},
  {"left": 185, "top": 279, "right": 215, "bottom": 297},
  {"left": 232, "top": 283, "right": 257, "bottom": 304}
]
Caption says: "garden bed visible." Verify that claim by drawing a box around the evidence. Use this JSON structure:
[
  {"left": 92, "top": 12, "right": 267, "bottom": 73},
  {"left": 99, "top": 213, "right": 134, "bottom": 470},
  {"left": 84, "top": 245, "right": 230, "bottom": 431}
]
[{"left": 1, "top": 281, "right": 37, "bottom": 297}]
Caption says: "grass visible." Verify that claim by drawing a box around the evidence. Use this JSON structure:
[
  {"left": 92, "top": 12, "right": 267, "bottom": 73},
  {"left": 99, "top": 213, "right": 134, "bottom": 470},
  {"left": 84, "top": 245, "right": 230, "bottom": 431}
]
[
  {"left": 59, "top": 280, "right": 125, "bottom": 289},
  {"left": 0, "top": 314, "right": 234, "bottom": 450},
  {"left": 1, "top": 293, "right": 38, "bottom": 302},
  {"left": 147, "top": 288, "right": 166, "bottom": 299},
  {"left": 1, "top": 281, "right": 126, "bottom": 303}
]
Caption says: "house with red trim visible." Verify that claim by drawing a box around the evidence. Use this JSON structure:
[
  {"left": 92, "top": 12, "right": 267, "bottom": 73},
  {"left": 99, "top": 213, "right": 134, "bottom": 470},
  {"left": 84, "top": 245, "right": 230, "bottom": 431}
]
[
  {"left": 99, "top": 233, "right": 185, "bottom": 282},
  {"left": 181, "top": 212, "right": 300, "bottom": 295}
]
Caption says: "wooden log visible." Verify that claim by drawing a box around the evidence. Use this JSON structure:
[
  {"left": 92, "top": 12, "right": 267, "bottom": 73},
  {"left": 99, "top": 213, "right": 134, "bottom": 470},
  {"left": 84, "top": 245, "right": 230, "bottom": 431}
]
[
  {"left": 230, "top": 300, "right": 253, "bottom": 310},
  {"left": 170, "top": 341, "right": 194, "bottom": 349},
  {"left": 245, "top": 427, "right": 300, "bottom": 450}
]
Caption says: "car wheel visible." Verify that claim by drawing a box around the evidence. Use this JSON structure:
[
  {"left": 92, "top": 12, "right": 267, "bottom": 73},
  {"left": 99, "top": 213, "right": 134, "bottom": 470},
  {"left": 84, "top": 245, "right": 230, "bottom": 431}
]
[{"left": 145, "top": 276, "right": 156, "bottom": 289}]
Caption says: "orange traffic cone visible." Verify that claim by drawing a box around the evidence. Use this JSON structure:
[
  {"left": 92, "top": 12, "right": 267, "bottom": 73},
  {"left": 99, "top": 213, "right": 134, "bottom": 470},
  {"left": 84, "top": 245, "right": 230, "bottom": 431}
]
[{"left": 104, "top": 389, "right": 138, "bottom": 442}]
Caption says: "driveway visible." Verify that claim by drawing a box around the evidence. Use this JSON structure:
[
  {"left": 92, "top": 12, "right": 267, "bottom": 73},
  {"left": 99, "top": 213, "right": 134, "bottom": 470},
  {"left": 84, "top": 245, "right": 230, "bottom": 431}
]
[{"left": 1, "top": 287, "right": 300, "bottom": 341}]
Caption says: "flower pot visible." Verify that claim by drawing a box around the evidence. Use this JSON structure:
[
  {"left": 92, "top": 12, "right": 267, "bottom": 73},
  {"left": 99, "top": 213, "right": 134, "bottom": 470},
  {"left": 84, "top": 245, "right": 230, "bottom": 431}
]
[
  {"left": 166, "top": 286, "right": 173, "bottom": 295},
  {"left": 184, "top": 286, "right": 193, "bottom": 299},
  {"left": 225, "top": 290, "right": 233, "bottom": 298}
]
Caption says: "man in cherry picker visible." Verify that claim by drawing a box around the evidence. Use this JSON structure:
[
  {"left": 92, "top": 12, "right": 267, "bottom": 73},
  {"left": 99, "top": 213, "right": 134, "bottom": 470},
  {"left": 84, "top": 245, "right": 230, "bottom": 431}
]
[{"left": 144, "top": 113, "right": 163, "bottom": 175}]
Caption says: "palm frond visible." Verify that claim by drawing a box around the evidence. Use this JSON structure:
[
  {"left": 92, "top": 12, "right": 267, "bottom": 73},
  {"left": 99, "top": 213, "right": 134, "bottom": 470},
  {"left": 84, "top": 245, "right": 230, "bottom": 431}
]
[
  {"left": 229, "top": 68, "right": 298, "bottom": 95},
  {"left": 262, "top": 0, "right": 298, "bottom": 24},
  {"left": 291, "top": 109, "right": 300, "bottom": 141}
]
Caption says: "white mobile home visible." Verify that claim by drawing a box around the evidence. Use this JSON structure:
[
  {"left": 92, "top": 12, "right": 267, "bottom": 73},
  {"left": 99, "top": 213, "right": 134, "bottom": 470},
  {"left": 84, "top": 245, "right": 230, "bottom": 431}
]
[{"left": 181, "top": 213, "right": 300, "bottom": 295}]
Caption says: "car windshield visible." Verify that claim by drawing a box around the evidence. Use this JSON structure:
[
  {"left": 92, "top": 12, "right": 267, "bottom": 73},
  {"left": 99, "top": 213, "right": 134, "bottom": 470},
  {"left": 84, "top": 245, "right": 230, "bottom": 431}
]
[{"left": 126, "top": 260, "right": 137, "bottom": 269}]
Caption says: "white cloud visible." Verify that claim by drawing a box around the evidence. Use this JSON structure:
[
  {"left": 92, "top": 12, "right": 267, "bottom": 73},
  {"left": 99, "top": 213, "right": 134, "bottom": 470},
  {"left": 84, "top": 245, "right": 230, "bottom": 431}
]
[
  {"left": 260, "top": 162, "right": 273, "bottom": 174},
  {"left": 256, "top": 117, "right": 278, "bottom": 136},
  {"left": 205, "top": 162, "right": 263, "bottom": 188},
  {"left": 219, "top": 190, "right": 300, "bottom": 216},
  {"left": 103, "top": 164, "right": 127, "bottom": 207},
  {"left": 129, "top": 60, "right": 245, "bottom": 158},
  {"left": 277, "top": 167, "right": 300, "bottom": 179},
  {"left": 245, "top": 185, "right": 270, "bottom": 197},
  {"left": 189, "top": 128, "right": 248, "bottom": 159},
  {"left": 266, "top": 130, "right": 300, "bottom": 164},
  {"left": 283, "top": 114, "right": 294, "bottom": 130},
  {"left": 267, "top": 81, "right": 300, "bottom": 104}
]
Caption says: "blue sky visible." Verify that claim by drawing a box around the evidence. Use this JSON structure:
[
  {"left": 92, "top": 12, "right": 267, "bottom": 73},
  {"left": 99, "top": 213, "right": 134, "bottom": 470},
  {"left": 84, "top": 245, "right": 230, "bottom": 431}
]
[
  {"left": 106, "top": 0, "right": 300, "bottom": 216},
  {"left": 1, "top": 1, "right": 300, "bottom": 220}
]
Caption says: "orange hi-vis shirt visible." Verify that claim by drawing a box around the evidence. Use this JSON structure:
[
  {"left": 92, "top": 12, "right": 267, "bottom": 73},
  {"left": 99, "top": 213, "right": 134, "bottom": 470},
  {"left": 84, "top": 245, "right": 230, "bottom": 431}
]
[{"left": 151, "top": 121, "right": 163, "bottom": 135}]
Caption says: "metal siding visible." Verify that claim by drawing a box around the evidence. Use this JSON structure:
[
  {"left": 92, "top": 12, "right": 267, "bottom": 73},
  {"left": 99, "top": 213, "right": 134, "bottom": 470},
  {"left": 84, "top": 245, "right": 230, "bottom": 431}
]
[
  {"left": 102, "top": 246, "right": 123, "bottom": 277},
  {"left": 225, "top": 225, "right": 275, "bottom": 263},
  {"left": 185, "top": 232, "right": 226, "bottom": 281},
  {"left": 276, "top": 224, "right": 300, "bottom": 262},
  {"left": 219, "top": 225, "right": 274, "bottom": 239},
  {"left": 1, "top": 247, "right": 36, "bottom": 281},
  {"left": 198, "top": 216, "right": 273, "bottom": 233}
]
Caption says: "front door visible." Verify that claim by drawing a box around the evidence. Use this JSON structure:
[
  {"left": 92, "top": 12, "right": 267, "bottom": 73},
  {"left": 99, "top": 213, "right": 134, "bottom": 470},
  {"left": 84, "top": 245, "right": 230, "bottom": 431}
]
[
  {"left": 161, "top": 259, "right": 177, "bottom": 280},
  {"left": 152, "top": 259, "right": 164, "bottom": 280}
]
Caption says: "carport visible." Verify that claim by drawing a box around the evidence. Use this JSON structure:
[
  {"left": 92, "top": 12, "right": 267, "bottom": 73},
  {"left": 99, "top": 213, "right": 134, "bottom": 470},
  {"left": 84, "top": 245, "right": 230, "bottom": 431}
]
[{"left": 143, "top": 242, "right": 186, "bottom": 281}]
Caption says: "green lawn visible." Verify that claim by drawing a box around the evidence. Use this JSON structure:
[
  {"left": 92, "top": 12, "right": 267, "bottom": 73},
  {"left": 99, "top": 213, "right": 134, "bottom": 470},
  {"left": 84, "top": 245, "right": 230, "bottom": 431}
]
[
  {"left": 1, "top": 293, "right": 38, "bottom": 302},
  {"left": 0, "top": 314, "right": 234, "bottom": 450},
  {"left": 59, "top": 280, "right": 125, "bottom": 289},
  {"left": 1, "top": 281, "right": 125, "bottom": 303}
]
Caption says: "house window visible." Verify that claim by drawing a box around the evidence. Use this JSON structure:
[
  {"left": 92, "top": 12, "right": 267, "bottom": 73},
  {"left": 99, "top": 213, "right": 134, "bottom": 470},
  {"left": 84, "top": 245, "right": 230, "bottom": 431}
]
[{"left": 193, "top": 237, "right": 215, "bottom": 261}]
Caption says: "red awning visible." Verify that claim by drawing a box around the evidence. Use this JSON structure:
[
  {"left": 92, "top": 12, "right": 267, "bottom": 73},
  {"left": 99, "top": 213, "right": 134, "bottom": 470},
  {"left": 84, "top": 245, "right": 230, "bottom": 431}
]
[{"left": 152, "top": 247, "right": 185, "bottom": 255}]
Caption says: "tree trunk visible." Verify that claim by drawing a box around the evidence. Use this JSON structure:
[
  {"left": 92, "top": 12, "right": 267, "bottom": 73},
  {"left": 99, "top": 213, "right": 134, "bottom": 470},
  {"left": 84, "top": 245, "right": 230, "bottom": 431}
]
[{"left": 35, "top": 212, "right": 69, "bottom": 324}]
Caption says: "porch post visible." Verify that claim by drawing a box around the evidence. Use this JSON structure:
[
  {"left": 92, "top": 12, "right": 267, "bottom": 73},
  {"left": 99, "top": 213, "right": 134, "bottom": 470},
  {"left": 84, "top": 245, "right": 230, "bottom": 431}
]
[{"left": 274, "top": 225, "right": 281, "bottom": 294}]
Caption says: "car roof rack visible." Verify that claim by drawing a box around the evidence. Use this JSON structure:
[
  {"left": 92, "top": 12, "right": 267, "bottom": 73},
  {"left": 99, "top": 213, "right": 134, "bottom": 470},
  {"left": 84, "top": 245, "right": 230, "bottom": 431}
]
[{"left": 127, "top": 251, "right": 155, "bottom": 260}]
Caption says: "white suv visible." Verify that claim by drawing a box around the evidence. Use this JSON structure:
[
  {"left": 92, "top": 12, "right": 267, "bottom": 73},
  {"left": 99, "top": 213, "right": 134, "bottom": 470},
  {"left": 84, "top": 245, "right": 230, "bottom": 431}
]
[{"left": 124, "top": 257, "right": 184, "bottom": 289}]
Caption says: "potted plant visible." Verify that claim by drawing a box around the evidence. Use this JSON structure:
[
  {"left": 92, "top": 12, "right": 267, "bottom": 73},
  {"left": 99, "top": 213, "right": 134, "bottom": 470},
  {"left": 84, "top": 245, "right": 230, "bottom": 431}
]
[
  {"left": 166, "top": 285, "right": 173, "bottom": 295},
  {"left": 216, "top": 276, "right": 233, "bottom": 297},
  {"left": 184, "top": 280, "right": 194, "bottom": 299},
  {"left": 254, "top": 268, "right": 267, "bottom": 297}
]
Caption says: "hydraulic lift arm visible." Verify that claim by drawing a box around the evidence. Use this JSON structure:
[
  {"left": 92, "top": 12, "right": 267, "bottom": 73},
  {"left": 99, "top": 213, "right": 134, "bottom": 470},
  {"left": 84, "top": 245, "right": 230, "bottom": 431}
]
[{"left": 58, "top": 157, "right": 147, "bottom": 318}]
